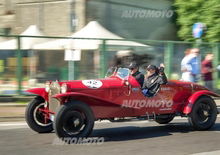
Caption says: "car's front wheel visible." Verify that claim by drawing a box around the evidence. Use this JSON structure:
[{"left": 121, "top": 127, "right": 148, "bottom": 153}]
[
  {"left": 25, "top": 96, "right": 53, "bottom": 133},
  {"left": 188, "top": 96, "right": 217, "bottom": 130},
  {"left": 54, "top": 101, "right": 94, "bottom": 139}
]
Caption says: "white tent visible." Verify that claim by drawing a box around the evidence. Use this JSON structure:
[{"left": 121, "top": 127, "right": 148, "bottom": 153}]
[
  {"left": 0, "top": 25, "right": 48, "bottom": 50},
  {"left": 0, "top": 37, "right": 6, "bottom": 42},
  {"left": 33, "top": 21, "right": 148, "bottom": 50},
  {"left": 33, "top": 38, "right": 69, "bottom": 50}
]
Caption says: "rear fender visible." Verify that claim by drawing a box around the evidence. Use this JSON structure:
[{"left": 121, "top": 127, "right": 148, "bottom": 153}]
[
  {"left": 53, "top": 92, "right": 119, "bottom": 106},
  {"left": 183, "top": 90, "right": 220, "bottom": 115},
  {"left": 26, "top": 88, "right": 48, "bottom": 101}
]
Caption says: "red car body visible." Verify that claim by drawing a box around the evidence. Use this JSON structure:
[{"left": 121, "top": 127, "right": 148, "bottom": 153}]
[{"left": 25, "top": 68, "right": 219, "bottom": 139}]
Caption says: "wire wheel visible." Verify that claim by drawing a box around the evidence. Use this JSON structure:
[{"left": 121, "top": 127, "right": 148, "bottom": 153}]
[{"left": 188, "top": 96, "right": 217, "bottom": 130}]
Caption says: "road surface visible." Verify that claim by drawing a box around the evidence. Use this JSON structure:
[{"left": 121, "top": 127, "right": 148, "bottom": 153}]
[{"left": 1, "top": 117, "right": 220, "bottom": 155}]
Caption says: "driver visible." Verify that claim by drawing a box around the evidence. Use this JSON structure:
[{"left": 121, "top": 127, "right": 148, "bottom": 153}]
[
  {"left": 142, "top": 64, "right": 167, "bottom": 97},
  {"left": 128, "top": 62, "right": 145, "bottom": 87}
]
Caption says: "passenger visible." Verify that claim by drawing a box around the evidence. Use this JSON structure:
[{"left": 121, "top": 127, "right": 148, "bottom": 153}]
[
  {"left": 142, "top": 64, "right": 167, "bottom": 97},
  {"left": 128, "top": 62, "right": 145, "bottom": 87}
]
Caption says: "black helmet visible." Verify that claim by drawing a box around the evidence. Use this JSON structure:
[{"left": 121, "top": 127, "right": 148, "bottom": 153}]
[
  {"left": 146, "top": 65, "right": 157, "bottom": 71},
  {"left": 128, "top": 62, "right": 138, "bottom": 69}
]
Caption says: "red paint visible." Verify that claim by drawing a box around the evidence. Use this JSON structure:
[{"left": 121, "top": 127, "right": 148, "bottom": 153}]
[
  {"left": 38, "top": 107, "right": 54, "bottom": 124},
  {"left": 183, "top": 90, "right": 220, "bottom": 114},
  {"left": 26, "top": 88, "right": 49, "bottom": 101},
  {"left": 26, "top": 75, "right": 220, "bottom": 119}
]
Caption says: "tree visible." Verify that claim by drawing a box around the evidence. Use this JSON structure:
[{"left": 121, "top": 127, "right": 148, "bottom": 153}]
[{"left": 174, "top": 0, "right": 220, "bottom": 42}]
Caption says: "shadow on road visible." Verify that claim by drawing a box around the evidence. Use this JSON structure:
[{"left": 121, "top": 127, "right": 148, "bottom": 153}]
[{"left": 92, "top": 122, "right": 220, "bottom": 142}]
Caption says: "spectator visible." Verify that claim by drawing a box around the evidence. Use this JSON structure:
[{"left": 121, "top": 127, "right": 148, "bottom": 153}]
[
  {"left": 202, "top": 53, "right": 214, "bottom": 90},
  {"left": 188, "top": 48, "right": 201, "bottom": 83},
  {"left": 181, "top": 48, "right": 193, "bottom": 82}
]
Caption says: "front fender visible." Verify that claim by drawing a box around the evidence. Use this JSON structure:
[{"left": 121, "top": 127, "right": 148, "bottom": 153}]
[
  {"left": 53, "top": 92, "right": 119, "bottom": 106},
  {"left": 183, "top": 90, "right": 220, "bottom": 115},
  {"left": 26, "top": 88, "right": 48, "bottom": 101}
]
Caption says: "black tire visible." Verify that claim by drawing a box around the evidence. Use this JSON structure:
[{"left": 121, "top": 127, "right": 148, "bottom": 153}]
[
  {"left": 25, "top": 96, "right": 53, "bottom": 133},
  {"left": 54, "top": 101, "right": 94, "bottom": 139},
  {"left": 155, "top": 114, "right": 175, "bottom": 124},
  {"left": 188, "top": 96, "right": 217, "bottom": 130}
]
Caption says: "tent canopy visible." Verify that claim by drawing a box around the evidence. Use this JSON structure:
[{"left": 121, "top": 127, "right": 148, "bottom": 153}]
[
  {"left": 0, "top": 25, "right": 48, "bottom": 50},
  {"left": 34, "top": 21, "right": 148, "bottom": 50},
  {"left": 72, "top": 21, "right": 122, "bottom": 39}
]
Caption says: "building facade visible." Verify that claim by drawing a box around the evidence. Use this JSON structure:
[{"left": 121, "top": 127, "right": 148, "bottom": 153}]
[
  {"left": 0, "top": 0, "right": 177, "bottom": 40},
  {"left": 86, "top": 0, "right": 177, "bottom": 40},
  {"left": 0, "top": 0, "right": 86, "bottom": 36}
]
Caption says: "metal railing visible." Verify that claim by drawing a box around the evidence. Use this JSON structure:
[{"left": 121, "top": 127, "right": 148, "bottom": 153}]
[{"left": 0, "top": 34, "right": 219, "bottom": 95}]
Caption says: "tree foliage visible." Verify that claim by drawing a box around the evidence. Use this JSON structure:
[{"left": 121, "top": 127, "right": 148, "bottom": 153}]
[{"left": 174, "top": 0, "right": 220, "bottom": 42}]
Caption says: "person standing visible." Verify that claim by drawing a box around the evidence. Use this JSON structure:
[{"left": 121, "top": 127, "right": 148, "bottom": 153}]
[
  {"left": 128, "top": 62, "right": 145, "bottom": 87},
  {"left": 188, "top": 48, "right": 201, "bottom": 83},
  {"left": 201, "top": 53, "right": 214, "bottom": 90},
  {"left": 181, "top": 48, "right": 193, "bottom": 82}
]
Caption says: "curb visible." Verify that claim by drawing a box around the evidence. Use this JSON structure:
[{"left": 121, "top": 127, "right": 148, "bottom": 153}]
[
  {"left": 0, "top": 116, "right": 24, "bottom": 119},
  {"left": 0, "top": 96, "right": 34, "bottom": 102},
  {"left": 0, "top": 103, "right": 27, "bottom": 107}
]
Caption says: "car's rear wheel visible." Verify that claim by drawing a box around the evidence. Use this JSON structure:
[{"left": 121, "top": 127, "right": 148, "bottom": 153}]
[
  {"left": 54, "top": 101, "right": 94, "bottom": 139},
  {"left": 25, "top": 96, "right": 53, "bottom": 133},
  {"left": 155, "top": 114, "right": 175, "bottom": 124},
  {"left": 188, "top": 96, "right": 217, "bottom": 130}
]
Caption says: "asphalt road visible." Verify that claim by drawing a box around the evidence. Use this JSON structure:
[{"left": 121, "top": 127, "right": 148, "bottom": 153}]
[{"left": 1, "top": 117, "right": 220, "bottom": 155}]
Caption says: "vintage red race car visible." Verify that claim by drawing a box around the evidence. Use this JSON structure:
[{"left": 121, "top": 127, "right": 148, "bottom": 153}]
[{"left": 25, "top": 67, "right": 219, "bottom": 139}]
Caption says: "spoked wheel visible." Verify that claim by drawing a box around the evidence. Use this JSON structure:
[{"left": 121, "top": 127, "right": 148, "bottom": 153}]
[
  {"left": 25, "top": 96, "right": 53, "bottom": 133},
  {"left": 63, "top": 111, "right": 86, "bottom": 135},
  {"left": 155, "top": 114, "right": 175, "bottom": 124},
  {"left": 54, "top": 101, "right": 94, "bottom": 139},
  {"left": 188, "top": 96, "right": 217, "bottom": 130}
]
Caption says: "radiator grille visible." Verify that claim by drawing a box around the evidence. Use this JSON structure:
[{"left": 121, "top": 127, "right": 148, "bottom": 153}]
[{"left": 49, "top": 81, "right": 61, "bottom": 113}]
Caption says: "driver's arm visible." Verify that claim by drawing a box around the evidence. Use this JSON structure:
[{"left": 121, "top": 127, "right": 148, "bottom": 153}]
[
  {"left": 158, "top": 67, "right": 167, "bottom": 84},
  {"left": 136, "top": 73, "right": 145, "bottom": 87},
  {"left": 159, "top": 73, "right": 167, "bottom": 84}
]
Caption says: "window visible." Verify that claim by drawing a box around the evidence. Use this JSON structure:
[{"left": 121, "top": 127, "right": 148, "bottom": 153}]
[
  {"left": 0, "top": 28, "right": 11, "bottom": 35},
  {"left": 4, "top": 0, "right": 14, "bottom": 14}
]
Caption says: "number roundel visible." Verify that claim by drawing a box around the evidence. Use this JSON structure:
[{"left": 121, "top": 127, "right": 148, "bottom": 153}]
[{"left": 82, "top": 80, "right": 103, "bottom": 89}]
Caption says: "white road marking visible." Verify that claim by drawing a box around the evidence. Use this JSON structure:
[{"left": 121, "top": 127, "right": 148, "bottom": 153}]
[
  {"left": 96, "top": 120, "right": 111, "bottom": 123},
  {"left": 192, "top": 150, "right": 220, "bottom": 155},
  {"left": 0, "top": 115, "right": 219, "bottom": 128},
  {"left": 0, "top": 122, "right": 28, "bottom": 130},
  {"left": 0, "top": 122, "right": 27, "bottom": 126}
]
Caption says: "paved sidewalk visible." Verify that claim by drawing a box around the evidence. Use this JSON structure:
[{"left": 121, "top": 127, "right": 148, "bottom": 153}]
[{"left": 0, "top": 106, "right": 25, "bottom": 122}]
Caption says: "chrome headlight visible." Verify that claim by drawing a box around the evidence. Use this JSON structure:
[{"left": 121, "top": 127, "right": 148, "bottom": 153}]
[
  {"left": 45, "top": 82, "right": 50, "bottom": 92},
  {"left": 61, "top": 83, "right": 68, "bottom": 93}
]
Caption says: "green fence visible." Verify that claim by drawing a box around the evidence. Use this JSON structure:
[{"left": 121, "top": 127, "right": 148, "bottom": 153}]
[{"left": 0, "top": 34, "right": 219, "bottom": 95}]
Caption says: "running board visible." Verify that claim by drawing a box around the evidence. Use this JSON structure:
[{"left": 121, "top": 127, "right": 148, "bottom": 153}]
[{"left": 107, "top": 112, "right": 157, "bottom": 122}]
